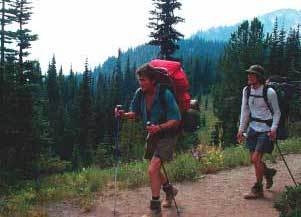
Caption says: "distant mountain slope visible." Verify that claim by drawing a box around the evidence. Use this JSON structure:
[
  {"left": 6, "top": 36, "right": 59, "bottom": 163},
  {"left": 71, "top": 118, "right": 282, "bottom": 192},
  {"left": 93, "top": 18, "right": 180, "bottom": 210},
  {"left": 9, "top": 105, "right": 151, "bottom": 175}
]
[
  {"left": 95, "top": 9, "right": 300, "bottom": 77},
  {"left": 193, "top": 9, "right": 301, "bottom": 41},
  {"left": 98, "top": 38, "right": 225, "bottom": 75}
]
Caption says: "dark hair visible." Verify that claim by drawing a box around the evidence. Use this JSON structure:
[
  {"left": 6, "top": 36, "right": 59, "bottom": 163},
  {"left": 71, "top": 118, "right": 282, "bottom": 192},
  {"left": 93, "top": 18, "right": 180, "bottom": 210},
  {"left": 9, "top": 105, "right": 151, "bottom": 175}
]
[{"left": 135, "top": 63, "right": 166, "bottom": 81}]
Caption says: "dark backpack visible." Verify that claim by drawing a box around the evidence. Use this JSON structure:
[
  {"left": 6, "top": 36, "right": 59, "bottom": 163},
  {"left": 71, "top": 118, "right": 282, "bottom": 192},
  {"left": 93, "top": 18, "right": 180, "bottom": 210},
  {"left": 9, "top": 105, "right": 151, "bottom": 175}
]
[{"left": 246, "top": 82, "right": 295, "bottom": 140}]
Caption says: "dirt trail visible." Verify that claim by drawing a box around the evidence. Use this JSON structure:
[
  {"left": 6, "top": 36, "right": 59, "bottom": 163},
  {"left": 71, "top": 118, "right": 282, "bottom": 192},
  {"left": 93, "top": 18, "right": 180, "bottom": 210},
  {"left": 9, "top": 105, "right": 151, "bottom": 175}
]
[{"left": 47, "top": 154, "right": 301, "bottom": 217}]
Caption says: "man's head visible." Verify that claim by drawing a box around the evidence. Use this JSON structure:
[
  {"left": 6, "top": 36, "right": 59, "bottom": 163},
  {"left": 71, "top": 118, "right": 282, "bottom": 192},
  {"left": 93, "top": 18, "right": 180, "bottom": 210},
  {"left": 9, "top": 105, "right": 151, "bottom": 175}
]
[
  {"left": 135, "top": 63, "right": 162, "bottom": 92},
  {"left": 136, "top": 63, "right": 157, "bottom": 81},
  {"left": 246, "top": 64, "right": 265, "bottom": 86}
]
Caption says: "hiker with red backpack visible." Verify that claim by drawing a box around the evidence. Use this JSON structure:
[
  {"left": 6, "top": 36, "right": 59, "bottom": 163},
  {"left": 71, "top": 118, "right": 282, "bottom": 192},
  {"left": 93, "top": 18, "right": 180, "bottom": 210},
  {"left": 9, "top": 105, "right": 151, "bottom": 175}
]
[
  {"left": 237, "top": 64, "right": 281, "bottom": 199},
  {"left": 116, "top": 61, "right": 186, "bottom": 216}
]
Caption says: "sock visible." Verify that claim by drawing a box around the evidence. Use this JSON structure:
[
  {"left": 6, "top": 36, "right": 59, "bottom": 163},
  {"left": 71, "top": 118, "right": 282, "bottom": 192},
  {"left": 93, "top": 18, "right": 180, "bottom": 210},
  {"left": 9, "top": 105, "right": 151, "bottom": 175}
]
[{"left": 152, "top": 196, "right": 160, "bottom": 200}]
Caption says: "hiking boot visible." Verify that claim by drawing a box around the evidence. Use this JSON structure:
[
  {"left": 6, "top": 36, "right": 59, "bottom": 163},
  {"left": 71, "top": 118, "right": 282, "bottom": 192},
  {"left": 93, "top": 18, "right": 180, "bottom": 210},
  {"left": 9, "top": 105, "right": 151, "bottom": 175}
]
[
  {"left": 244, "top": 182, "right": 264, "bottom": 199},
  {"left": 141, "top": 200, "right": 162, "bottom": 217},
  {"left": 264, "top": 168, "right": 277, "bottom": 189},
  {"left": 162, "top": 183, "right": 178, "bottom": 208}
]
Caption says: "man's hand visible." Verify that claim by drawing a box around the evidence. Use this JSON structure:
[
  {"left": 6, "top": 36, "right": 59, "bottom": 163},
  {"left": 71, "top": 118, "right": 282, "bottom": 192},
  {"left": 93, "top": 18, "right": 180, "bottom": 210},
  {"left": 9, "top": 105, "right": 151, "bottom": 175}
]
[
  {"left": 114, "top": 107, "right": 125, "bottom": 118},
  {"left": 236, "top": 130, "right": 244, "bottom": 144},
  {"left": 146, "top": 124, "right": 161, "bottom": 135},
  {"left": 268, "top": 128, "right": 277, "bottom": 141}
]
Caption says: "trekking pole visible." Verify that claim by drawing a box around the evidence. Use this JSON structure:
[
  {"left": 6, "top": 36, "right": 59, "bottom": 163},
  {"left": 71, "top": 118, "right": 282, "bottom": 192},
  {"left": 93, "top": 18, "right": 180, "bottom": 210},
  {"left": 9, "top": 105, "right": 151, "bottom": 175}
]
[
  {"left": 146, "top": 122, "right": 180, "bottom": 216},
  {"left": 275, "top": 139, "right": 298, "bottom": 187},
  {"left": 113, "top": 105, "right": 122, "bottom": 215}
]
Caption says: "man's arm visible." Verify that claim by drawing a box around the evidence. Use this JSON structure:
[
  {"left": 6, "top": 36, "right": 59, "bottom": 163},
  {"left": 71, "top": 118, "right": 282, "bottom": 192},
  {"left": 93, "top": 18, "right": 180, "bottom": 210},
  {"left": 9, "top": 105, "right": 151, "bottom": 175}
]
[
  {"left": 268, "top": 88, "right": 281, "bottom": 130},
  {"left": 238, "top": 87, "right": 250, "bottom": 132},
  {"left": 237, "top": 87, "right": 250, "bottom": 143},
  {"left": 267, "top": 88, "right": 281, "bottom": 140}
]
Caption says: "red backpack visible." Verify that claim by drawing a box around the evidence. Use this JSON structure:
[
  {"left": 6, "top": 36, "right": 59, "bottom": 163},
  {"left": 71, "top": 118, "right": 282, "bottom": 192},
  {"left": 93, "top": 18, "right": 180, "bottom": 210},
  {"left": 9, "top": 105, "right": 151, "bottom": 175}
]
[{"left": 149, "top": 59, "right": 191, "bottom": 113}]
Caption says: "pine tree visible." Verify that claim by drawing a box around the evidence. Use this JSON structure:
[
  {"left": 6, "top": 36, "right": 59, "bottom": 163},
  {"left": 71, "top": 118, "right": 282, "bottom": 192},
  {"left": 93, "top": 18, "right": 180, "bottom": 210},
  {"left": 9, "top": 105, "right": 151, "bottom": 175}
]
[
  {"left": 111, "top": 49, "right": 123, "bottom": 106},
  {"left": 62, "top": 65, "right": 78, "bottom": 161},
  {"left": 0, "top": 0, "right": 16, "bottom": 69},
  {"left": 46, "top": 55, "right": 60, "bottom": 153},
  {"left": 123, "top": 55, "right": 137, "bottom": 108},
  {"left": 78, "top": 58, "right": 94, "bottom": 166},
  {"left": 13, "top": 0, "right": 38, "bottom": 83},
  {"left": 95, "top": 69, "right": 105, "bottom": 143},
  {"left": 148, "top": 0, "right": 184, "bottom": 60},
  {"left": 286, "top": 28, "right": 301, "bottom": 79}
]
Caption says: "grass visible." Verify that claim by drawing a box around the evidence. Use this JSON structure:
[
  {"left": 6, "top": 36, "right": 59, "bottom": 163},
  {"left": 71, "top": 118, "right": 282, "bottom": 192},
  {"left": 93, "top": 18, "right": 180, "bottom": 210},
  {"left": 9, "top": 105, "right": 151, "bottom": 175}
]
[{"left": 1, "top": 137, "right": 301, "bottom": 217}]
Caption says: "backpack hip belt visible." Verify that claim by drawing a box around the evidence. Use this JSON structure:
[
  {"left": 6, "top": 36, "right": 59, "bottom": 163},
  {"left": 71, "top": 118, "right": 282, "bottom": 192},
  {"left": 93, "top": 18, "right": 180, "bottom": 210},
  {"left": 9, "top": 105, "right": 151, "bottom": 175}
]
[{"left": 250, "top": 116, "right": 272, "bottom": 127}]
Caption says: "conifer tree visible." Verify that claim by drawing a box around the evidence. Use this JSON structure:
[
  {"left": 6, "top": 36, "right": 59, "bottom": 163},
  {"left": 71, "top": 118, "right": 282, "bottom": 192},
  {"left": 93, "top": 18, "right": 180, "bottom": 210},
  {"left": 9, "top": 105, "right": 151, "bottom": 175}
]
[
  {"left": 78, "top": 58, "right": 94, "bottom": 165},
  {"left": 13, "top": 0, "right": 38, "bottom": 82},
  {"left": 0, "top": 0, "right": 15, "bottom": 69},
  {"left": 95, "top": 68, "right": 106, "bottom": 144},
  {"left": 286, "top": 28, "right": 301, "bottom": 79},
  {"left": 62, "top": 65, "right": 78, "bottom": 161},
  {"left": 46, "top": 55, "right": 60, "bottom": 152},
  {"left": 111, "top": 49, "right": 123, "bottom": 105},
  {"left": 148, "top": 0, "right": 184, "bottom": 60}
]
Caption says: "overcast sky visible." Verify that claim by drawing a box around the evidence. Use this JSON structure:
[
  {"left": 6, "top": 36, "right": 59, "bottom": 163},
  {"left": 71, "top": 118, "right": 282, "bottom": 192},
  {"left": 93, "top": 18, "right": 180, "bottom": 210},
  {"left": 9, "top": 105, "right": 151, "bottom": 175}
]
[{"left": 28, "top": 0, "right": 301, "bottom": 73}]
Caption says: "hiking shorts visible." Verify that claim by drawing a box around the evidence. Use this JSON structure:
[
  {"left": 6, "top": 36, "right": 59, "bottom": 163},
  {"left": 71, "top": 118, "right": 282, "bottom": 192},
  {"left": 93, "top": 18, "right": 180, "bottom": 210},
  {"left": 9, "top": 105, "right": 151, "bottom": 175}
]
[
  {"left": 246, "top": 128, "right": 274, "bottom": 154},
  {"left": 144, "top": 136, "right": 177, "bottom": 162}
]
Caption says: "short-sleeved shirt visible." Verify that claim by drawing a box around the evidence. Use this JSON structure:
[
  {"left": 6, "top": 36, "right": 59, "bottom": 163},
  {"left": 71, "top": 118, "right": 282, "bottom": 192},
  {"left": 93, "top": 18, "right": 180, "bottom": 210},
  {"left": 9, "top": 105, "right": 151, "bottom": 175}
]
[{"left": 130, "top": 85, "right": 181, "bottom": 127}]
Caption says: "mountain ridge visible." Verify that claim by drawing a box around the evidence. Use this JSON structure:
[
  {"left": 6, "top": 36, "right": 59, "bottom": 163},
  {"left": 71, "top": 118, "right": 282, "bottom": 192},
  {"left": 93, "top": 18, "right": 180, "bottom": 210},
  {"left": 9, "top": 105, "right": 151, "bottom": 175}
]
[{"left": 193, "top": 8, "right": 301, "bottom": 41}]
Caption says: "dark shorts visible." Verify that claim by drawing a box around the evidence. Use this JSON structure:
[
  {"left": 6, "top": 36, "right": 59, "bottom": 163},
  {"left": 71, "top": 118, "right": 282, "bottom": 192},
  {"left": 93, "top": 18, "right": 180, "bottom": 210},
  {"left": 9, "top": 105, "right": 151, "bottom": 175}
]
[
  {"left": 144, "top": 136, "right": 177, "bottom": 162},
  {"left": 246, "top": 128, "right": 274, "bottom": 154}
]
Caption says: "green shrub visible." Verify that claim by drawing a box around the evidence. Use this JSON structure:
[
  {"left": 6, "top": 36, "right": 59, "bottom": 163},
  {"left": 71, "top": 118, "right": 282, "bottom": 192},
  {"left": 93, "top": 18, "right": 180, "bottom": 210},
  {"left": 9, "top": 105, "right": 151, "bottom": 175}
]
[
  {"left": 200, "top": 147, "right": 224, "bottom": 173},
  {"left": 223, "top": 145, "right": 250, "bottom": 168},
  {"left": 274, "top": 184, "right": 301, "bottom": 217},
  {"left": 167, "top": 154, "right": 200, "bottom": 182},
  {"left": 117, "top": 161, "right": 148, "bottom": 189}
]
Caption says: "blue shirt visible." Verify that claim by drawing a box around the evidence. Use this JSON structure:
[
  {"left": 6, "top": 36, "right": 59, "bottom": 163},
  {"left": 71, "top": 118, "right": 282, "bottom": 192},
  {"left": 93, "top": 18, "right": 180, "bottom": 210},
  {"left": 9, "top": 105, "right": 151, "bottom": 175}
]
[{"left": 130, "top": 85, "right": 181, "bottom": 126}]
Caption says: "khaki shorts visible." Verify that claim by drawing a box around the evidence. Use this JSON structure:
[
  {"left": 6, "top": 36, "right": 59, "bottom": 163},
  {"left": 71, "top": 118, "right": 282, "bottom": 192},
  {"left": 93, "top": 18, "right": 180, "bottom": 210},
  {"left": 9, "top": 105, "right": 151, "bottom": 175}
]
[{"left": 144, "top": 136, "right": 177, "bottom": 162}]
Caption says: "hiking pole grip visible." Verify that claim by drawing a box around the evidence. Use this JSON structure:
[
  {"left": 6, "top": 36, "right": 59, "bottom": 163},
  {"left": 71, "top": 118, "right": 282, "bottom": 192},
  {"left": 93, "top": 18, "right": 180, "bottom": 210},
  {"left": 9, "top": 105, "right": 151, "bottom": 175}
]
[{"left": 275, "top": 139, "right": 298, "bottom": 186}]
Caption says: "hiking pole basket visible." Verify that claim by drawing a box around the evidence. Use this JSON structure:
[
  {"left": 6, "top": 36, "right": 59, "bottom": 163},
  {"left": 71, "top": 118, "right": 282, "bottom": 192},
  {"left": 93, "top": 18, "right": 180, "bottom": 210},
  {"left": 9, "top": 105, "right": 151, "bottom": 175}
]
[{"left": 275, "top": 139, "right": 298, "bottom": 187}]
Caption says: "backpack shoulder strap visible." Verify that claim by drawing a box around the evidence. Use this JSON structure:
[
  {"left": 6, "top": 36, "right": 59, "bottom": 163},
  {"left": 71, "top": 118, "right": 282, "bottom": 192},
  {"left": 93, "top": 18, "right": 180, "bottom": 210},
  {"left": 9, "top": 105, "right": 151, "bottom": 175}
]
[
  {"left": 246, "top": 85, "right": 251, "bottom": 98},
  {"left": 159, "top": 86, "right": 168, "bottom": 113},
  {"left": 136, "top": 88, "right": 143, "bottom": 116},
  {"left": 263, "top": 85, "right": 273, "bottom": 114}
]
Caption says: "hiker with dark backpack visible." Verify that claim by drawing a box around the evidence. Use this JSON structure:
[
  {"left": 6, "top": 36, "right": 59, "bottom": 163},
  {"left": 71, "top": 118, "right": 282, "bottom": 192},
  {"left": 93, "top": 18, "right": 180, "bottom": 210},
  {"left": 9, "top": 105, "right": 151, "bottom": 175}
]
[
  {"left": 237, "top": 64, "right": 281, "bottom": 199},
  {"left": 115, "top": 61, "right": 182, "bottom": 217}
]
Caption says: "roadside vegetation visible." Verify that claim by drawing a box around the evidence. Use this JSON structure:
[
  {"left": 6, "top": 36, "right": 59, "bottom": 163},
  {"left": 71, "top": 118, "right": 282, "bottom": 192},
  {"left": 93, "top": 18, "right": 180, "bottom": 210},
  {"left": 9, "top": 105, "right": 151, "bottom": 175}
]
[{"left": 1, "top": 137, "right": 301, "bottom": 217}]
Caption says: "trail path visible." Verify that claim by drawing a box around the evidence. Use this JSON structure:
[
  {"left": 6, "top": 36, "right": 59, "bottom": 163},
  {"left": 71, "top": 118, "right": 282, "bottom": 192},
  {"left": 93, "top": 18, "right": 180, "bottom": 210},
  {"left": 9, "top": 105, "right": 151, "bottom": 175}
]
[{"left": 47, "top": 154, "right": 301, "bottom": 217}]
